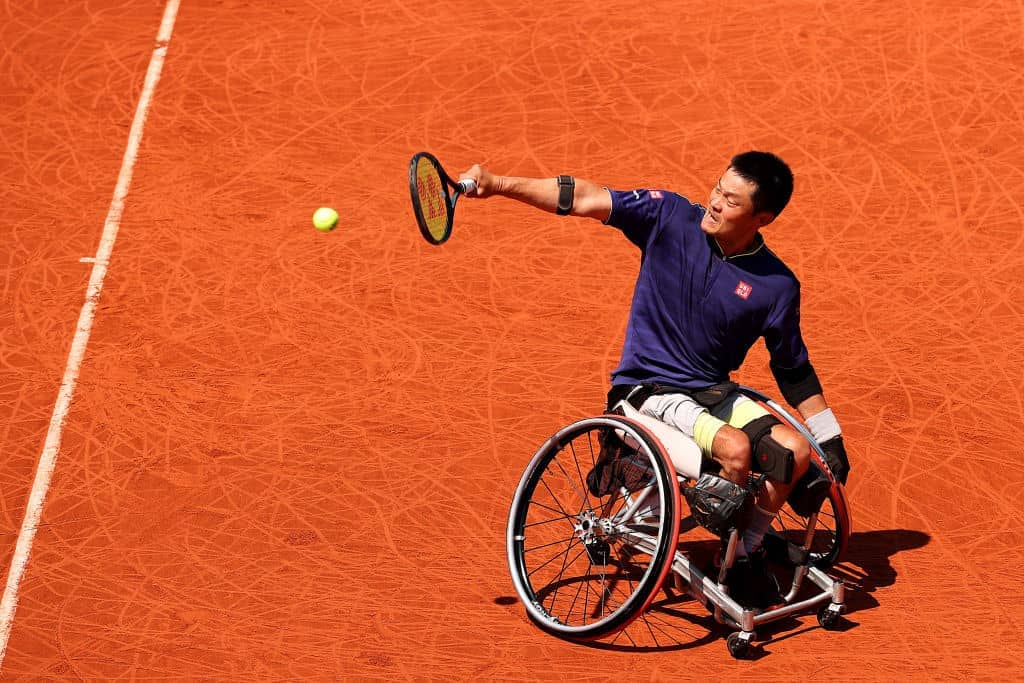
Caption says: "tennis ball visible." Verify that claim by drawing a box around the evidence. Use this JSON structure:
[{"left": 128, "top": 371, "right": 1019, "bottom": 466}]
[{"left": 312, "top": 207, "right": 339, "bottom": 232}]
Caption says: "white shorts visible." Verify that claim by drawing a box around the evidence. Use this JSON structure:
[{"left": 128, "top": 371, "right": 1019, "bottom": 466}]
[{"left": 639, "top": 391, "right": 770, "bottom": 457}]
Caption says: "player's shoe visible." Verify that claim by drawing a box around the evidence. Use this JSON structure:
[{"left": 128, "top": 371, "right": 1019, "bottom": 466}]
[
  {"left": 585, "top": 450, "right": 618, "bottom": 497},
  {"left": 718, "top": 546, "right": 782, "bottom": 611},
  {"left": 585, "top": 436, "right": 654, "bottom": 498}
]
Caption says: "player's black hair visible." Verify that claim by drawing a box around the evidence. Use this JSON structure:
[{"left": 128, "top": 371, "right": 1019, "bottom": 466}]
[{"left": 729, "top": 151, "right": 794, "bottom": 217}]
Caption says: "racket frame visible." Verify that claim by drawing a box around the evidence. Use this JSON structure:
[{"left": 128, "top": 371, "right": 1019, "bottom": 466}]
[{"left": 409, "top": 151, "right": 465, "bottom": 245}]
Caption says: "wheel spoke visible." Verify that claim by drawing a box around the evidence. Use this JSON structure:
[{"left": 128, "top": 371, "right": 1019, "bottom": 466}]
[
  {"left": 771, "top": 484, "right": 847, "bottom": 568},
  {"left": 526, "top": 535, "right": 581, "bottom": 578},
  {"left": 544, "top": 544, "right": 589, "bottom": 617}
]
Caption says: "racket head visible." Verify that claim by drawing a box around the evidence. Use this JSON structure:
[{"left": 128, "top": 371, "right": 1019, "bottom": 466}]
[{"left": 409, "top": 152, "right": 455, "bottom": 245}]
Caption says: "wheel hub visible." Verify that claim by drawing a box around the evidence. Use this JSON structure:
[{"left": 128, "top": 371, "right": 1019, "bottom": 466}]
[{"left": 576, "top": 510, "right": 613, "bottom": 565}]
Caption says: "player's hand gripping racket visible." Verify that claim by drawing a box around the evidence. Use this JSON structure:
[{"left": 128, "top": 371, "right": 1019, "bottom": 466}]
[{"left": 409, "top": 151, "right": 476, "bottom": 245}]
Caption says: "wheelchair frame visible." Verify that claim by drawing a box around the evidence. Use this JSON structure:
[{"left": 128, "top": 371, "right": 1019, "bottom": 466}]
[{"left": 506, "top": 385, "right": 850, "bottom": 659}]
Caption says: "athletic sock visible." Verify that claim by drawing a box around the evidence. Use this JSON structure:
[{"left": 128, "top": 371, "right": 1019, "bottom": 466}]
[{"left": 743, "top": 504, "right": 775, "bottom": 554}]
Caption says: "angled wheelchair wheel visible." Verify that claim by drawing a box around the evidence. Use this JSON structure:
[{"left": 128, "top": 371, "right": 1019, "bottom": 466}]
[
  {"left": 735, "top": 386, "right": 852, "bottom": 569},
  {"left": 773, "top": 476, "right": 851, "bottom": 568},
  {"left": 506, "top": 415, "right": 680, "bottom": 640}
]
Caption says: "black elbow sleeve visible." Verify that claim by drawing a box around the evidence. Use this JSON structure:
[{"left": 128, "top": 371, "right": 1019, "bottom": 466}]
[{"left": 770, "top": 360, "right": 823, "bottom": 407}]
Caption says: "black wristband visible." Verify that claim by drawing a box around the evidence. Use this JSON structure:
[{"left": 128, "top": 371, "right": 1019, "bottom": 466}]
[
  {"left": 770, "top": 359, "right": 823, "bottom": 407},
  {"left": 556, "top": 175, "right": 575, "bottom": 215}
]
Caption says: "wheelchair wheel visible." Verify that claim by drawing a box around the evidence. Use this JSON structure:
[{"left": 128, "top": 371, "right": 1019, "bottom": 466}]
[
  {"left": 773, "top": 480, "right": 851, "bottom": 568},
  {"left": 507, "top": 415, "right": 680, "bottom": 640},
  {"left": 730, "top": 387, "right": 853, "bottom": 569}
]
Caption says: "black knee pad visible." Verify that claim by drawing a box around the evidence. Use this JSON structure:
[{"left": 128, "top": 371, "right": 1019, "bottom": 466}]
[{"left": 741, "top": 415, "right": 794, "bottom": 484}]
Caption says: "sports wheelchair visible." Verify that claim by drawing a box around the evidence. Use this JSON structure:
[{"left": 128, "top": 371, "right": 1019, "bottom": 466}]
[{"left": 505, "top": 386, "right": 851, "bottom": 658}]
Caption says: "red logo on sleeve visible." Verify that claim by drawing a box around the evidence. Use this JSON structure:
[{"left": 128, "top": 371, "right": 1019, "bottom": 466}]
[
  {"left": 649, "top": 190, "right": 663, "bottom": 199},
  {"left": 734, "top": 281, "right": 752, "bottom": 300}
]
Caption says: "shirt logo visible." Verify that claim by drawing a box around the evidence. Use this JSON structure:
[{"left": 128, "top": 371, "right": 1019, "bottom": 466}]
[
  {"left": 734, "top": 281, "right": 752, "bottom": 300},
  {"left": 649, "top": 190, "right": 663, "bottom": 199}
]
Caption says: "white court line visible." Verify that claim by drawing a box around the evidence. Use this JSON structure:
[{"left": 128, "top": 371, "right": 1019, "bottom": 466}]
[{"left": 0, "top": 0, "right": 181, "bottom": 666}]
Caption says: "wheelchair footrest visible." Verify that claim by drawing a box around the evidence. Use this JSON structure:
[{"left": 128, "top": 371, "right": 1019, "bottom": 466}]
[{"left": 761, "top": 534, "right": 809, "bottom": 567}]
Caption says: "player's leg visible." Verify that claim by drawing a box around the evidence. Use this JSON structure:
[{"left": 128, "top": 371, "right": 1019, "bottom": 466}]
[
  {"left": 713, "top": 395, "right": 811, "bottom": 541},
  {"left": 705, "top": 423, "right": 752, "bottom": 486},
  {"left": 704, "top": 396, "right": 810, "bottom": 609},
  {"left": 639, "top": 393, "right": 751, "bottom": 485},
  {"left": 714, "top": 395, "right": 811, "bottom": 500},
  {"left": 757, "top": 424, "right": 811, "bottom": 511},
  {"left": 737, "top": 424, "right": 810, "bottom": 578},
  {"left": 770, "top": 478, "right": 850, "bottom": 568},
  {"left": 640, "top": 392, "right": 811, "bottom": 524},
  {"left": 638, "top": 393, "right": 778, "bottom": 608}
]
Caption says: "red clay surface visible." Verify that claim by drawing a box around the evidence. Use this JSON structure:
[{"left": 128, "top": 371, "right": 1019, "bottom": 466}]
[{"left": 2, "top": 0, "right": 1023, "bottom": 679}]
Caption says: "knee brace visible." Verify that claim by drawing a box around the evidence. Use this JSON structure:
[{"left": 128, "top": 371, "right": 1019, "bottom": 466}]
[{"left": 741, "top": 415, "right": 794, "bottom": 484}]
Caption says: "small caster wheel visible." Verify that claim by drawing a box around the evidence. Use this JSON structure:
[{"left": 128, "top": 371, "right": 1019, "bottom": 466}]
[
  {"left": 726, "top": 631, "right": 755, "bottom": 659},
  {"left": 817, "top": 604, "right": 844, "bottom": 631}
]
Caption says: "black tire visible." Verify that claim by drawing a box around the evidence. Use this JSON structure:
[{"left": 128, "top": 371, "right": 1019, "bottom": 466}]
[
  {"left": 726, "top": 632, "right": 753, "bottom": 659},
  {"left": 772, "top": 483, "right": 850, "bottom": 569},
  {"left": 817, "top": 604, "right": 843, "bottom": 631},
  {"left": 507, "top": 415, "right": 680, "bottom": 640}
]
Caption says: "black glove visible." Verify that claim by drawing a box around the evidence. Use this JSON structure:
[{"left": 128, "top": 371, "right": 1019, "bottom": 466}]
[{"left": 819, "top": 435, "right": 850, "bottom": 485}]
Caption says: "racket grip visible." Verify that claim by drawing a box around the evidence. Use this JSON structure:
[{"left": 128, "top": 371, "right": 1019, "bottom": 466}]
[{"left": 457, "top": 178, "right": 478, "bottom": 194}]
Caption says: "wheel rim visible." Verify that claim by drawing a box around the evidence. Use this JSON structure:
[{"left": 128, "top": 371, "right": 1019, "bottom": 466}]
[
  {"left": 507, "top": 417, "right": 678, "bottom": 639},
  {"left": 739, "top": 388, "right": 852, "bottom": 568}
]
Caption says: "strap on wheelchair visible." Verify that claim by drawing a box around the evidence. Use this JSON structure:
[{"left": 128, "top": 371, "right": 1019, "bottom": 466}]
[
  {"left": 786, "top": 462, "right": 831, "bottom": 517},
  {"left": 607, "top": 381, "right": 739, "bottom": 413}
]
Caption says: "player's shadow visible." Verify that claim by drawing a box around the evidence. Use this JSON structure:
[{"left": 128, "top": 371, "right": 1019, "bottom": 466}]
[
  {"left": 493, "top": 528, "right": 930, "bottom": 654},
  {"left": 828, "top": 528, "right": 931, "bottom": 613},
  {"left": 756, "top": 528, "right": 931, "bottom": 655}
]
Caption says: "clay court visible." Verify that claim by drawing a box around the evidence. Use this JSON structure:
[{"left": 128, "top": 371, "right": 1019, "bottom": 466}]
[{"left": 2, "top": 0, "right": 1023, "bottom": 678}]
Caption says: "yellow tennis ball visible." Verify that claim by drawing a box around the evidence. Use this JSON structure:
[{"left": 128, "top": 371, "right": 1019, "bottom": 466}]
[{"left": 312, "top": 207, "right": 339, "bottom": 232}]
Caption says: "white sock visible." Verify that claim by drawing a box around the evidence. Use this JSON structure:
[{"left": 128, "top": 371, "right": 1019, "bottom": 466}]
[{"left": 743, "top": 505, "right": 775, "bottom": 554}]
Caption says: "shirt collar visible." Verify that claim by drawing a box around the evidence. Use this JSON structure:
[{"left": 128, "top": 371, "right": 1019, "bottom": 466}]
[{"left": 708, "top": 232, "right": 765, "bottom": 260}]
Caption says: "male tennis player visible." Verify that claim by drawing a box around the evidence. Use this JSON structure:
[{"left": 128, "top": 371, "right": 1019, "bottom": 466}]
[{"left": 461, "top": 152, "right": 850, "bottom": 608}]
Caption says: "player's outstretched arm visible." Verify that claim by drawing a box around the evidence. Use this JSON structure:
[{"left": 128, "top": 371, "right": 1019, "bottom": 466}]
[{"left": 459, "top": 164, "right": 612, "bottom": 221}]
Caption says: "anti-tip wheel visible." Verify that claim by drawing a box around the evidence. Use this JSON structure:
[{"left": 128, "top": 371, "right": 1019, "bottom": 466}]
[
  {"left": 817, "top": 604, "right": 844, "bottom": 631},
  {"left": 726, "top": 631, "right": 755, "bottom": 659}
]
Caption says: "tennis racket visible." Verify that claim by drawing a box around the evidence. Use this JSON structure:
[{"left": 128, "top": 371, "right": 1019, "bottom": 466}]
[{"left": 409, "top": 151, "right": 477, "bottom": 245}]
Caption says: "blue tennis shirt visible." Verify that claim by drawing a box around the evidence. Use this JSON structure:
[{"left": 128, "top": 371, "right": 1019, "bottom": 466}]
[{"left": 606, "top": 188, "right": 809, "bottom": 390}]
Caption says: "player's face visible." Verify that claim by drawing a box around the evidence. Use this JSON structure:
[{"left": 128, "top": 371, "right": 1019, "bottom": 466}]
[{"left": 700, "top": 168, "right": 773, "bottom": 249}]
